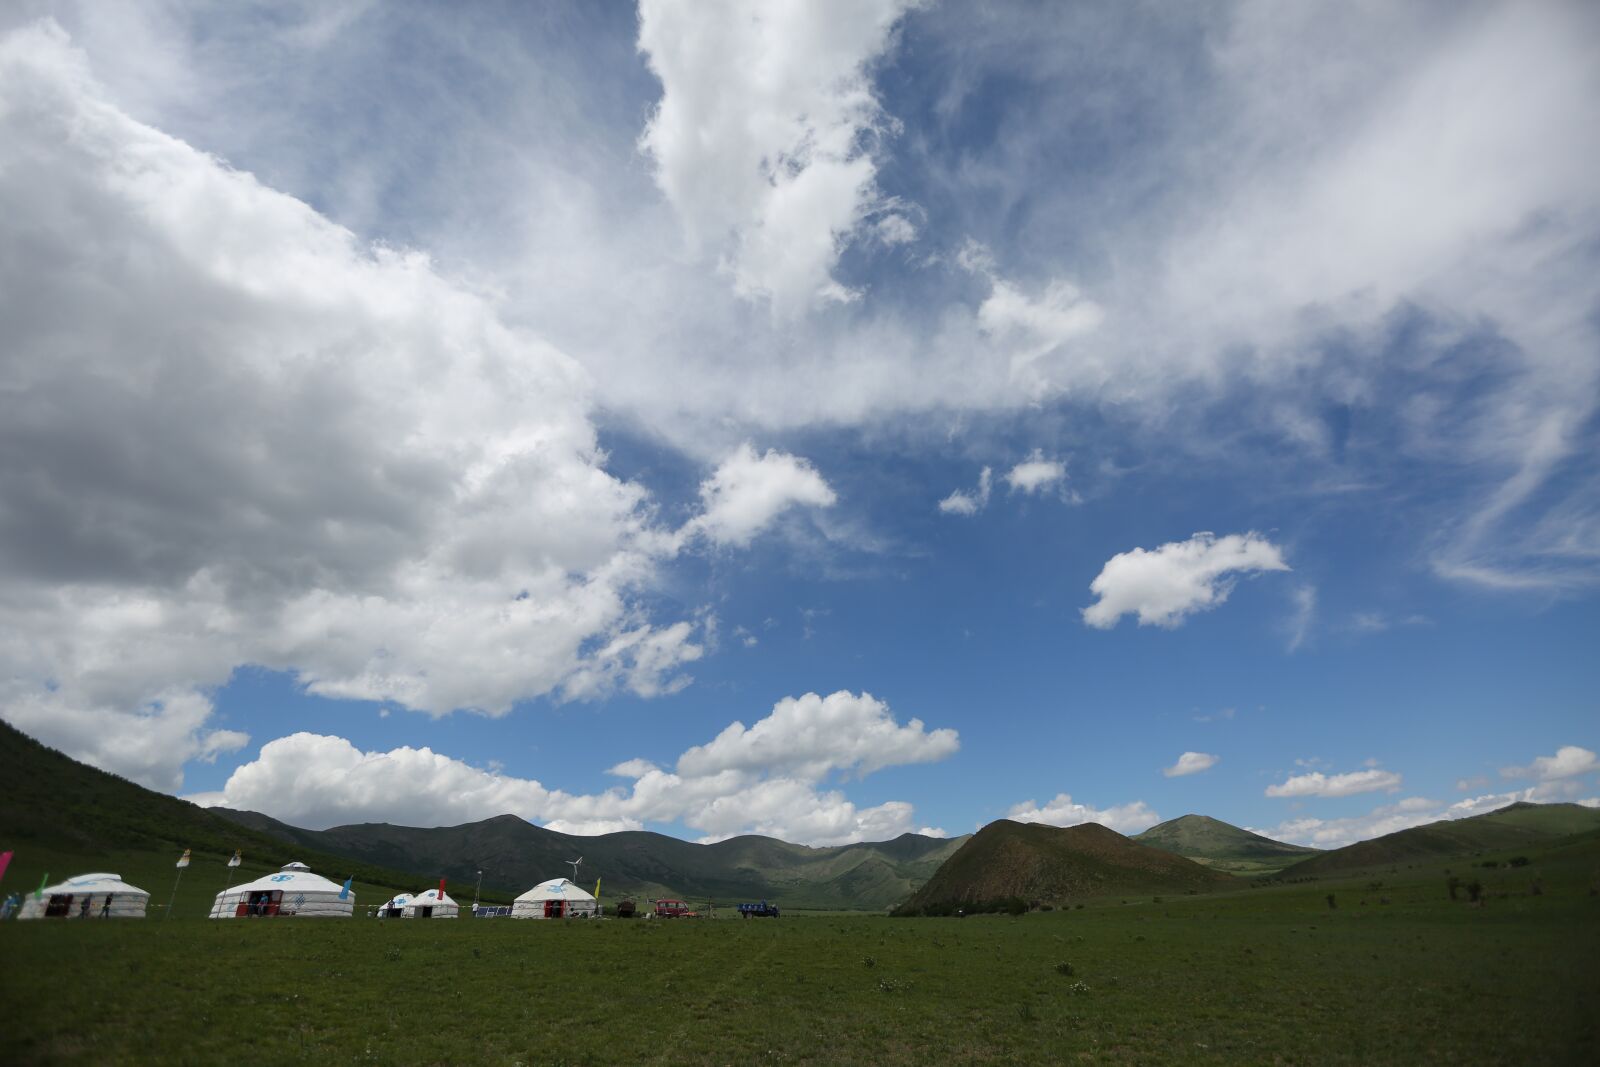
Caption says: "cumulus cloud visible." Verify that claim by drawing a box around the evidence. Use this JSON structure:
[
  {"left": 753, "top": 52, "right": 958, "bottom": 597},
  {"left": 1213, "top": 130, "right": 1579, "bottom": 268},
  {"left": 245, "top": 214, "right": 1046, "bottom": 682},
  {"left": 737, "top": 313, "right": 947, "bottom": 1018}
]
[
  {"left": 938, "top": 466, "right": 992, "bottom": 516},
  {"left": 637, "top": 0, "right": 914, "bottom": 313},
  {"left": 1501, "top": 745, "right": 1598, "bottom": 782},
  {"left": 1004, "top": 450, "right": 1067, "bottom": 495},
  {"left": 190, "top": 690, "right": 958, "bottom": 844},
  {"left": 1082, "top": 532, "right": 1290, "bottom": 630},
  {"left": 1163, "top": 752, "right": 1218, "bottom": 778},
  {"left": 1006, "top": 793, "right": 1159, "bottom": 835},
  {"left": 1265, "top": 768, "right": 1403, "bottom": 798},
  {"left": 677, "top": 691, "right": 958, "bottom": 779},
  {"left": 0, "top": 22, "right": 852, "bottom": 790},
  {"left": 680, "top": 443, "right": 837, "bottom": 547}
]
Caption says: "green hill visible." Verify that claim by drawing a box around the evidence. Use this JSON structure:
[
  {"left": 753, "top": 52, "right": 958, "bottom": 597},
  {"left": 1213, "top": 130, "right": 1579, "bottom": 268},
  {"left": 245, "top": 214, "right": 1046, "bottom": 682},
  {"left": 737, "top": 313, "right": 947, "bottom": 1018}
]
[
  {"left": 896, "top": 819, "right": 1237, "bottom": 913},
  {"left": 1276, "top": 801, "right": 1600, "bottom": 878},
  {"left": 211, "top": 807, "right": 966, "bottom": 910},
  {"left": 1133, "top": 814, "right": 1321, "bottom": 874},
  {"left": 0, "top": 720, "right": 965, "bottom": 912},
  {"left": 0, "top": 720, "right": 464, "bottom": 915}
]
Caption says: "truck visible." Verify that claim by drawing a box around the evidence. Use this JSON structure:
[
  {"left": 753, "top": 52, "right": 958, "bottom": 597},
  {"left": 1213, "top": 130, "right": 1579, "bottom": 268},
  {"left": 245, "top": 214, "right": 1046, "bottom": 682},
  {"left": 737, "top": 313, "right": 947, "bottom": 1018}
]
[{"left": 737, "top": 901, "right": 780, "bottom": 918}]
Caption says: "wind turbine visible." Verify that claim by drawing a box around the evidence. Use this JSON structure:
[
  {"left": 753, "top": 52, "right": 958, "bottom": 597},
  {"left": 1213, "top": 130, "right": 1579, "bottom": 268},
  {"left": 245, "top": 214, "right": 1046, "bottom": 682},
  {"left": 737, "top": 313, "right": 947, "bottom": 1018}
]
[{"left": 566, "top": 856, "right": 583, "bottom": 883}]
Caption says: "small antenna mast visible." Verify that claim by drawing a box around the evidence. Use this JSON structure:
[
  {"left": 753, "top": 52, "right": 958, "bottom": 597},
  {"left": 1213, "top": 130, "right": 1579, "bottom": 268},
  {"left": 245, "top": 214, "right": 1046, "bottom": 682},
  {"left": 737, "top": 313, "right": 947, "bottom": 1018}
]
[{"left": 566, "top": 856, "right": 583, "bottom": 882}]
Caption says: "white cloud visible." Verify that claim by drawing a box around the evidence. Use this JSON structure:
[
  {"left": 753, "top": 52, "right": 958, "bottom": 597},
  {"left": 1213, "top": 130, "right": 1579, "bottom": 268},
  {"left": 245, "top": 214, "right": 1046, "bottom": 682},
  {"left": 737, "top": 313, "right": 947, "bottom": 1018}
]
[
  {"left": 1286, "top": 584, "right": 1317, "bottom": 652},
  {"left": 1265, "top": 768, "right": 1403, "bottom": 798},
  {"left": 677, "top": 690, "right": 958, "bottom": 780},
  {"left": 1257, "top": 784, "right": 1600, "bottom": 850},
  {"left": 1006, "top": 793, "right": 1159, "bottom": 835},
  {"left": 1082, "top": 532, "right": 1290, "bottom": 630},
  {"left": 1004, "top": 450, "right": 1067, "bottom": 495},
  {"left": 1163, "top": 751, "right": 1218, "bottom": 778},
  {"left": 1501, "top": 745, "right": 1598, "bottom": 782},
  {"left": 637, "top": 0, "right": 914, "bottom": 313},
  {"left": 681, "top": 443, "right": 837, "bottom": 548},
  {"left": 0, "top": 21, "right": 732, "bottom": 790},
  {"left": 190, "top": 690, "right": 958, "bottom": 844},
  {"left": 916, "top": 826, "right": 948, "bottom": 838},
  {"left": 938, "top": 466, "right": 992, "bottom": 516}
]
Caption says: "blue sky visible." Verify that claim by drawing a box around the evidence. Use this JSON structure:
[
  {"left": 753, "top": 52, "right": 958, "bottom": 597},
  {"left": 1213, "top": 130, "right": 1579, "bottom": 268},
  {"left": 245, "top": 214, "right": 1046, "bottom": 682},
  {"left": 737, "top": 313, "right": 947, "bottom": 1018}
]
[{"left": 1, "top": 0, "right": 1596, "bottom": 849}]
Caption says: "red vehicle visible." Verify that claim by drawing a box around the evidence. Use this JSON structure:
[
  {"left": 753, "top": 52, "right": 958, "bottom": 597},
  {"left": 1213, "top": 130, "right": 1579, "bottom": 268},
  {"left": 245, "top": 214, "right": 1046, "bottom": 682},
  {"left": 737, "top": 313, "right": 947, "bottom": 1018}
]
[{"left": 654, "top": 898, "right": 698, "bottom": 918}]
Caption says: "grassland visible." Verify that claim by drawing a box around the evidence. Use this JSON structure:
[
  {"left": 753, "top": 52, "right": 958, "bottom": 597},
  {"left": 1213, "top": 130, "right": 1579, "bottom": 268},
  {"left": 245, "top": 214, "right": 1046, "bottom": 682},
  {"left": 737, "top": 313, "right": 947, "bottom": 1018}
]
[{"left": 3, "top": 834, "right": 1596, "bottom": 1065}]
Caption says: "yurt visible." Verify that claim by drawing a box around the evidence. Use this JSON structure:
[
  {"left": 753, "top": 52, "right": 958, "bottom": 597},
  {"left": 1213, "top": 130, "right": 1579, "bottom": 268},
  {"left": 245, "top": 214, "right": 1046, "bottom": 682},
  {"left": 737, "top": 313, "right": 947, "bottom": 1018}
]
[
  {"left": 18, "top": 873, "right": 149, "bottom": 919},
  {"left": 210, "top": 861, "right": 353, "bottom": 918},
  {"left": 403, "top": 888, "right": 460, "bottom": 919},
  {"left": 511, "top": 877, "right": 597, "bottom": 919},
  {"left": 377, "top": 893, "right": 413, "bottom": 918}
]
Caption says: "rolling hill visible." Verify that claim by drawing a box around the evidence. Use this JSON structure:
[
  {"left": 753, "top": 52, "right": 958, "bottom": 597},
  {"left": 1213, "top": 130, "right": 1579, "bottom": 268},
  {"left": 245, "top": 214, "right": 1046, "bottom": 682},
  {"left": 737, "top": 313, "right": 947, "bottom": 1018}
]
[
  {"left": 1133, "top": 814, "right": 1321, "bottom": 874},
  {"left": 0, "top": 720, "right": 457, "bottom": 914},
  {"left": 210, "top": 806, "right": 966, "bottom": 910},
  {"left": 896, "top": 819, "right": 1238, "bottom": 913},
  {"left": 1276, "top": 801, "right": 1600, "bottom": 878}
]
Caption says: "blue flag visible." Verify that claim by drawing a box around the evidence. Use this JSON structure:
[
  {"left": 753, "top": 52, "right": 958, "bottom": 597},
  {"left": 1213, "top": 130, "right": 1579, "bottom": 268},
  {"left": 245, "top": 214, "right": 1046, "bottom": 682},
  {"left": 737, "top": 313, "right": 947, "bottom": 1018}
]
[{"left": 339, "top": 876, "right": 352, "bottom": 900}]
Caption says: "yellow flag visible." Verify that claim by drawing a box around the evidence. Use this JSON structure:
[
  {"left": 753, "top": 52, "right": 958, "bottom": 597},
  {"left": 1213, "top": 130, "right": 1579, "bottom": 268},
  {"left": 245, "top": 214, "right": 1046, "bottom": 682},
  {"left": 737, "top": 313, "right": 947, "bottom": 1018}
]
[{"left": 594, "top": 877, "right": 601, "bottom": 900}]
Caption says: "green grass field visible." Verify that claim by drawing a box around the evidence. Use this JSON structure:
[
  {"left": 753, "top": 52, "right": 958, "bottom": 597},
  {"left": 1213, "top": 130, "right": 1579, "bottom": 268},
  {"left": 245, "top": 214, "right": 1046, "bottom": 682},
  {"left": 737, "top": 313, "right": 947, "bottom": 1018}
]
[{"left": 3, "top": 837, "right": 1596, "bottom": 1065}]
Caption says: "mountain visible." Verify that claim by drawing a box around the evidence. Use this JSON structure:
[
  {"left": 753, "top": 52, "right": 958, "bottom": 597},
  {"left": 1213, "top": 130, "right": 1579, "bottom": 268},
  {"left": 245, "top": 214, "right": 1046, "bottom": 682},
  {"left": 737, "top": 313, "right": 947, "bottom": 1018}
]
[
  {"left": 0, "top": 720, "right": 451, "bottom": 912},
  {"left": 210, "top": 806, "right": 967, "bottom": 910},
  {"left": 1276, "top": 801, "right": 1600, "bottom": 878},
  {"left": 896, "top": 819, "right": 1237, "bottom": 913},
  {"left": 1134, "top": 814, "right": 1321, "bottom": 874}
]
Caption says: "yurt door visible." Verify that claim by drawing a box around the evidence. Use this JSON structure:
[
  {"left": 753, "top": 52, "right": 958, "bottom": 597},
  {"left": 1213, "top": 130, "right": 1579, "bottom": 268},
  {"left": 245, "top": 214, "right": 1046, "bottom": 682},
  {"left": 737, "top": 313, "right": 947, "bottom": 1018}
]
[
  {"left": 45, "top": 894, "right": 72, "bottom": 918},
  {"left": 418, "top": 905, "right": 433, "bottom": 918},
  {"left": 544, "top": 899, "right": 562, "bottom": 918}
]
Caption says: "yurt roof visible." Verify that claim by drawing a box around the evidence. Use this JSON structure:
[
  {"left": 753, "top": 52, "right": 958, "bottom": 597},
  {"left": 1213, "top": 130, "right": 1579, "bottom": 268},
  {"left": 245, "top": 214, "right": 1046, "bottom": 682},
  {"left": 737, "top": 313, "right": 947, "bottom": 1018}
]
[
  {"left": 380, "top": 894, "right": 413, "bottom": 909},
  {"left": 514, "top": 878, "right": 595, "bottom": 903},
  {"left": 408, "top": 889, "right": 458, "bottom": 906},
  {"left": 229, "top": 862, "right": 345, "bottom": 894},
  {"left": 38, "top": 872, "right": 149, "bottom": 897}
]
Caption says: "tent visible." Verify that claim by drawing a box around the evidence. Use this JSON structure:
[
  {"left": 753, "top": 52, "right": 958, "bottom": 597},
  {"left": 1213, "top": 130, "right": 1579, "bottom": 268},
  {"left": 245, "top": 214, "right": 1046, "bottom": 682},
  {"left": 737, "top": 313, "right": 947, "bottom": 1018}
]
[
  {"left": 511, "top": 877, "right": 597, "bottom": 919},
  {"left": 209, "top": 861, "right": 353, "bottom": 918},
  {"left": 403, "top": 888, "right": 459, "bottom": 919},
  {"left": 377, "top": 893, "right": 413, "bottom": 918},
  {"left": 18, "top": 873, "right": 149, "bottom": 920}
]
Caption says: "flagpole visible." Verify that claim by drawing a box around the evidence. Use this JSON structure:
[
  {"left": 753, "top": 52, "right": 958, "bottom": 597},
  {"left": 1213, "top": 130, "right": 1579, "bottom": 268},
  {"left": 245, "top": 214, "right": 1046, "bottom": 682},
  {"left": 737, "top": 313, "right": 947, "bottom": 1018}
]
[
  {"left": 166, "top": 849, "right": 191, "bottom": 920},
  {"left": 165, "top": 866, "right": 185, "bottom": 920}
]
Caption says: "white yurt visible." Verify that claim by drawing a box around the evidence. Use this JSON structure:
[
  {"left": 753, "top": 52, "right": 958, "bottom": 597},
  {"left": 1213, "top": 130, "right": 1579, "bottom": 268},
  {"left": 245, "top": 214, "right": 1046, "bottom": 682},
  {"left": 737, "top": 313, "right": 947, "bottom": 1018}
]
[
  {"left": 377, "top": 892, "right": 413, "bottom": 918},
  {"left": 403, "top": 888, "right": 460, "bottom": 919},
  {"left": 18, "top": 873, "right": 149, "bottom": 920},
  {"left": 210, "top": 861, "right": 354, "bottom": 918},
  {"left": 511, "top": 877, "right": 597, "bottom": 919}
]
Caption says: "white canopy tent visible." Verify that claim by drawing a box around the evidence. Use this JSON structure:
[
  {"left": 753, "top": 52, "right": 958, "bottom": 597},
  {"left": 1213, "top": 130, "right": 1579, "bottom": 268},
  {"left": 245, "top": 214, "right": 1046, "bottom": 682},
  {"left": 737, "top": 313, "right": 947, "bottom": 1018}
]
[
  {"left": 210, "top": 861, "right": 354, "bottom": 918},
  {"left": 377, "top": 892, "right": 413, "bottom": 918},
  {"left": 403, "top": 888, "right": 459, "bottom": 919},
  {"left": 511, "top": 877, "right": 597, "bottom": 919},
  {"left": 18, "top": 873, "right": 149, "bottom": 920}
]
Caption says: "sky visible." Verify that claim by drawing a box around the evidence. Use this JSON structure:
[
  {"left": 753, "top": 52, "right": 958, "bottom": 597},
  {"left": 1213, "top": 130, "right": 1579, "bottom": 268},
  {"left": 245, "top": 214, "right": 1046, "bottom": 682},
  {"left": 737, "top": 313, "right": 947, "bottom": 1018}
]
[{"left": 1, "top": 0, "right": 1596, "bottom": 851}]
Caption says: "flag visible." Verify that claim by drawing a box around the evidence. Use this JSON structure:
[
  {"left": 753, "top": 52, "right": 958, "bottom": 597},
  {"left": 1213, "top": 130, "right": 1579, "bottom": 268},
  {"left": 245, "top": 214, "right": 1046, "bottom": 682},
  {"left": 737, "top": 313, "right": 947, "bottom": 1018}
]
[
  {"left": 339, "top": 876, "right": 353, "bottom": 900},
  {"left": 175, "top": 849, "right": 191, "bottom": 869},
  {"left": 36, "top": 872, "right": 48, "bottom": 899},
  {"left": 438, "top": 877, "right": 446, "bottom": 901},
  {"left": 227, "top": 850, "right": 242, "bottom": 868},
  {"left": 0, "top": 850, "right": 12, "bottom": 884},
  {"left": 594, "top": 877, "right": 601, "bottom": 900}
]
